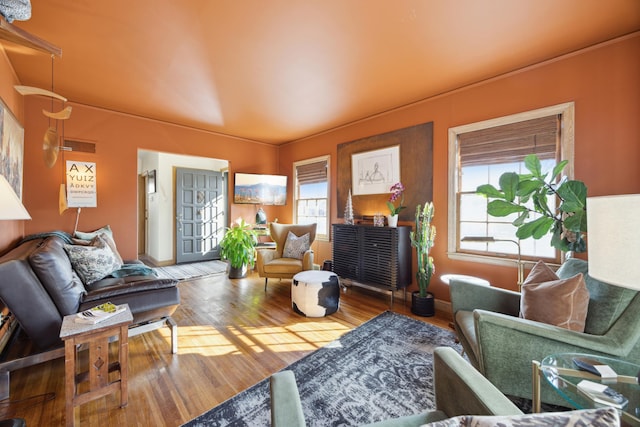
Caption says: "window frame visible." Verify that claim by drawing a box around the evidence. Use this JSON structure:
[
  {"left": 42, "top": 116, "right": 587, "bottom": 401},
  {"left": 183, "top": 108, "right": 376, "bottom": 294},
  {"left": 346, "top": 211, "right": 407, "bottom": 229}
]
[
  {"left": 293, "top": 155, "right": 330, "bottom": 241},
  {"left": 447, "top": 102, "right": 575, "bottom": 267}
]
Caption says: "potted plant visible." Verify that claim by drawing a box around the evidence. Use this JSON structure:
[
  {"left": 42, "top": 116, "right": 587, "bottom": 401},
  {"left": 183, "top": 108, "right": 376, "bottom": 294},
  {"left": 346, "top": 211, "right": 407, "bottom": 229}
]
[
  {"left": 220, "top": 218, "right": 258, "bottom": 279},
  {"left": 386, "top": 182, "right": 406, "bottom": 227},
  {"left": 409, "top": 201, "right": 436, "bottom": 317},
  {"left": 476, "top": 154, "right": 587, "bottom": 252}
]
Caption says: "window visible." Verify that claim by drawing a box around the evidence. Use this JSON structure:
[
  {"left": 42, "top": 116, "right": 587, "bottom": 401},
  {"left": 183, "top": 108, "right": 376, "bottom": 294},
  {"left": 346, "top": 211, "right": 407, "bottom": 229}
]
[
  {"left": 448, "top": 103, "right": 574, "bottom": 265},
  {"left": 294, "top": 156, "right": 329, "bottom": 239}
]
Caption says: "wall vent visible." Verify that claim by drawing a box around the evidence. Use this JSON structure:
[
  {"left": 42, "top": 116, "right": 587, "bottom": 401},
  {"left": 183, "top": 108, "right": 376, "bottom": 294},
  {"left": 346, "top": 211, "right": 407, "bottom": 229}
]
[{"left": 63, "top": 139, "right": 96, "bottom": 153}]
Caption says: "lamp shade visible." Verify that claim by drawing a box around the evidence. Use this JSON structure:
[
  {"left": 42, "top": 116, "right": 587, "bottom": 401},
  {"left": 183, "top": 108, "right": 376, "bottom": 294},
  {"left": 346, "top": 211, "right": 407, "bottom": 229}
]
[
  {"left": 0, "top": 174, "right": 30, "bottom": 220},
  {"left": 587, "top": 194, "right": 640, "bottom": 290}
]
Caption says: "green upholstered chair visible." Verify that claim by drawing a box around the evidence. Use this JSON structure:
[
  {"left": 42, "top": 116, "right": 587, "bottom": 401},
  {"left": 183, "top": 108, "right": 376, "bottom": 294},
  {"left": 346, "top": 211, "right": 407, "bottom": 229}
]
[
  {"left": 270, "top": 347, "right": 524, "bottom": 427},
  {"left": 256, "top": 223, "right": 316, "bottom": 291},
  {"left": 451, "top": 258, "right": 640, "bottom": 405}
]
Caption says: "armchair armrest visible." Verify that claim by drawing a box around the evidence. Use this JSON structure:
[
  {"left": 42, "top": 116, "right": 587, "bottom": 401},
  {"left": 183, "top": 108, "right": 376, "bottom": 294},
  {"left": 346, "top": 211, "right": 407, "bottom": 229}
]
[
  {"left": 450, "top": 279, "right": 520, "bottom": 317},
  {"left": 434, "top": 347, "right": 522, "bottom": 417},
  {"left": 256, "top": 248, "right": 278, "bottom": 276},
  {"left": 270, "top": 370, "right": 306, "bottom": 427},
  {"left": 473, "top": 309, "right": 640, "bottom": 401}
]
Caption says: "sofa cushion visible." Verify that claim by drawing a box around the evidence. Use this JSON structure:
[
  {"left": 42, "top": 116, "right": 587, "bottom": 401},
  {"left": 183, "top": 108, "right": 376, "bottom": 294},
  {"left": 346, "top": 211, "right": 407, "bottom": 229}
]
[
  {"left": 74, "top": 224, "right": 113, "bottom": 241},
  {"left": 28, "top": 237, "right": 86, "bottom": 316},
  {"left": 520, "top": 261, "right": 589, "bottom": 332},
  {"left": 557, "top": 258, "right": 638, "bottom": 335},
  {"left": 419, "top": 407, "right": 618, "bottom": 427},
  {"left": 282, "top": 231, "right": 310, "bottom": 260},
  {"left": 65, "top": 237, "right": 122, "bottom": 285}
]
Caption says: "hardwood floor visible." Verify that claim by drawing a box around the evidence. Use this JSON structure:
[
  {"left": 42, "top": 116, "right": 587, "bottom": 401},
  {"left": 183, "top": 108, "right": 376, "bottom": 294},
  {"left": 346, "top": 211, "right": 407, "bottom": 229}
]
[{"left": 0, "top": 272, "right": 451, "bottom": 426}]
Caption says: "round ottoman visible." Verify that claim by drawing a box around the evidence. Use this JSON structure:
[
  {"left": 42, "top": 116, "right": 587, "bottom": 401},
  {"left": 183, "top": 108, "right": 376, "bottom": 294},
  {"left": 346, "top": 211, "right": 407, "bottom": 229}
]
[{"left": 292, "top": 270, "right": 340, "bottom": 317}]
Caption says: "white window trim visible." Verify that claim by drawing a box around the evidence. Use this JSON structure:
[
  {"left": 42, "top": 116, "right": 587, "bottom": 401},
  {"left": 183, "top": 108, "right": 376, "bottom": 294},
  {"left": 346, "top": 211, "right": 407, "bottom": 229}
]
[
  {"left": 293, "top": 155, "right": 330, "bottom": 241},
  {"left": 447, "top": 102, "right": 575, "bottom": 267}
]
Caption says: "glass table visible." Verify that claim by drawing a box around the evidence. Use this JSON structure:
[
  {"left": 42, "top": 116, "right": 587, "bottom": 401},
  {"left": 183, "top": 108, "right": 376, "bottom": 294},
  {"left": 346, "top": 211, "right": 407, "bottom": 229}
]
[{"left": 533, "top": 353, "right": 640, "bottom": 426}]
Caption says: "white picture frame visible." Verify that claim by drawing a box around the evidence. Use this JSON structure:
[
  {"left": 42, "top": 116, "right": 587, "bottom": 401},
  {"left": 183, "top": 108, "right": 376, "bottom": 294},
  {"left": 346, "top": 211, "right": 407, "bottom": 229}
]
[{"left": 351, "top": 145, "right": 400, "bottom": 195}]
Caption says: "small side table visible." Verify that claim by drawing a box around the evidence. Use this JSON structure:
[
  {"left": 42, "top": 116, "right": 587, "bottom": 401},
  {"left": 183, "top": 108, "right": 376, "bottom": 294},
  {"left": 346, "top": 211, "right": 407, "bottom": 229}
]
[
  {"left": 532, "top": 353, "right": 640, "bottom": 426},
  {"left": 60, "top": 305, "right": 133, "bottom": 427}
]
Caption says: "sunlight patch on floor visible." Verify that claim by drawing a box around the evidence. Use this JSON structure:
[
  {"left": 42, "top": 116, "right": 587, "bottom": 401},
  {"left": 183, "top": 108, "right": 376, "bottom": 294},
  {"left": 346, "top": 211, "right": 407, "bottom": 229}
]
[{"left": 159, "top": 321, "right": 351, "bottom": 357}]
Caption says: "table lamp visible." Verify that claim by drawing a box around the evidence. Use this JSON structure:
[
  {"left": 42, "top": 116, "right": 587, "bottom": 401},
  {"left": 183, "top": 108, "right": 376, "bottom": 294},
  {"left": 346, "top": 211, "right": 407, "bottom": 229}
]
[{"left": 0, "top": 174, "right": 30, "bottom": 220}]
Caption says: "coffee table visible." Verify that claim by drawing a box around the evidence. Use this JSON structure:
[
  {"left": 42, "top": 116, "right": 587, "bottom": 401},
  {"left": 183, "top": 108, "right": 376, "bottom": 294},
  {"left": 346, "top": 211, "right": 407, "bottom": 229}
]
[{"left": 532, "top": 353, "right": 640, "bottom": 425}]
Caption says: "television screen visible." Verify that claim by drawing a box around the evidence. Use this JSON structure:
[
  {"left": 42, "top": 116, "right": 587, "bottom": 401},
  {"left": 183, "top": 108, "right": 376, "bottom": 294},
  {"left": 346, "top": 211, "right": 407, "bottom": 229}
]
[{"left": 234, "top": 173, "right": 287, "bottom": 205}]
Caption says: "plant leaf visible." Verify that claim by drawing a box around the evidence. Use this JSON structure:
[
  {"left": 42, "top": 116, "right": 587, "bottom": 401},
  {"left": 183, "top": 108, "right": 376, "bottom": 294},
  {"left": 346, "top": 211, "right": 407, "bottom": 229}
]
[
  {"left": 557, "top": 180, "right": 587, "bottom": 212},
  {"left": 551, "top": 160, "right": 568, "bottom": 181},
  {"left": 487, "top": 200, "right": 528, "bottom": 217},
  {"left": 513, "top": 211, "right": 529, "bottom": 226},
  {"left": 516, "top": 216, "right": 553, "bottom": 240},
  {"left": 498, "top": 173, "right": 519, "bottom": 202},
  {"left": 524, "top": 154, "right": 542, "bottom": 177},
  {"left": 476, "top": 184, "right": 504, "bottom": 199}
]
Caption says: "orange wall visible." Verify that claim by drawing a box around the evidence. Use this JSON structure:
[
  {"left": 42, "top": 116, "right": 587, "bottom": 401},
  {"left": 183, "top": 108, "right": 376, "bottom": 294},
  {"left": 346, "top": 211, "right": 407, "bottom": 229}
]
[
  {"left": 21, "top": 100, "right": 278, "bottom": 259},
  {"left": 0, "top": 48, "right": 25, "bottom": 254},
  {"left": 279, "top": 34, "right": 640, "bottom": 300}
]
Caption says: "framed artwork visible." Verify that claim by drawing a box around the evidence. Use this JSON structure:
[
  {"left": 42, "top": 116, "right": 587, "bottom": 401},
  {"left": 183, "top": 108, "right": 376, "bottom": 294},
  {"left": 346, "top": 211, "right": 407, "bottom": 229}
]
[
  {"left": 0, "top": 97, "right": 25, "bottom": 199},
  {"left": 351, "top": 145, "right": 400, "bottom": 195},
  {"left": 147, "top": 169, "right": 157, "bottom": 194}
]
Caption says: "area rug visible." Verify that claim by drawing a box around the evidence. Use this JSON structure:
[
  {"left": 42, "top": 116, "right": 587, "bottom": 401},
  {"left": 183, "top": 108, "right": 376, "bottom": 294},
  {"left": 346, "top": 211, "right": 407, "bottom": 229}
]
[
  {"left": 183, "top": 311, "right": 461, "bottom": 427},
  {"left": 153, "top": 260, "right": 228, "bottom": 281}
]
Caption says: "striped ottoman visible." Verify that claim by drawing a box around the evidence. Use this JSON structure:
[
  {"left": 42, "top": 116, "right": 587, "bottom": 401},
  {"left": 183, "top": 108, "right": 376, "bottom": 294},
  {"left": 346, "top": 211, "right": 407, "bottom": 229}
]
[{"left": 292, "top": 270, "right": 340, "bottom": 317}]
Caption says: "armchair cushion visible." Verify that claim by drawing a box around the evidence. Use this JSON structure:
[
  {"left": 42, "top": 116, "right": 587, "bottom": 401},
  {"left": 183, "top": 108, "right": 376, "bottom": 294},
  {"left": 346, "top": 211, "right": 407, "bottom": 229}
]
[
  {"left": 282, "top": 231, "right": 310, "bottom": 259},
  {"left": 520, "top": 261, "right": 589, "bottom": 332}
]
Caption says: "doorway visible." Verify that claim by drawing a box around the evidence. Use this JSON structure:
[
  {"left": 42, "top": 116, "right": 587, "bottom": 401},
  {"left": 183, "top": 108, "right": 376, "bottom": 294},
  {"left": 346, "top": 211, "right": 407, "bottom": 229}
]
[{"left": 175, "top": 167, "right": 226, "bottom": 263}]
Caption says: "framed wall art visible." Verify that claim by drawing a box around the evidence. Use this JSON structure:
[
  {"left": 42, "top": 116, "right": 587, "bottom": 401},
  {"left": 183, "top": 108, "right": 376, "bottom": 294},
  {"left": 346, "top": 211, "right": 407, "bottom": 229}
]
[
  {"left": 0, "top": 97, "right": 25, "bottom": 199},
  {"left": 351, "top": 145, "right": 400, "bottom": 196}
]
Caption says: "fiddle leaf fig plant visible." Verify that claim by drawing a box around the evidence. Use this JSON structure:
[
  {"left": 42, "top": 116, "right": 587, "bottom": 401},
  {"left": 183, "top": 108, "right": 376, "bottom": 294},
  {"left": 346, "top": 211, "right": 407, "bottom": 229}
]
[{"left": 476, "top": 154, "right": 587, "bottom": 252}]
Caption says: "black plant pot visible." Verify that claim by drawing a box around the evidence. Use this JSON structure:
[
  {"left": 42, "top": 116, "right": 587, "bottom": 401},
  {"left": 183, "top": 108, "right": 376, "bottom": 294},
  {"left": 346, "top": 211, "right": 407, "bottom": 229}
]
[
  {"left": 228, "top": 264, "right": 248, "bottom": 279},
  {"left": 411, "top": 291, "right": 435, "bottom": 317}
]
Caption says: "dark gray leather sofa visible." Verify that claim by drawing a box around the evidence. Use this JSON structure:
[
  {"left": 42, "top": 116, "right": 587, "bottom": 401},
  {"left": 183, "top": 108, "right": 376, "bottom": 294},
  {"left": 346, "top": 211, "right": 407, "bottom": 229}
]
[{"left": 0, "top": 235, "right": 180, "bottom": 398}]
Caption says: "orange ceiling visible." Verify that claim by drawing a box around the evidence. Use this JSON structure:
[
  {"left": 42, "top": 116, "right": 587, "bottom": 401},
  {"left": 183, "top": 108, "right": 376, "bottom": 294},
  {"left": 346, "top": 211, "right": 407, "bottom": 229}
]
[{"left": 3, "top": 0, "right": 640, "bottom": 144}]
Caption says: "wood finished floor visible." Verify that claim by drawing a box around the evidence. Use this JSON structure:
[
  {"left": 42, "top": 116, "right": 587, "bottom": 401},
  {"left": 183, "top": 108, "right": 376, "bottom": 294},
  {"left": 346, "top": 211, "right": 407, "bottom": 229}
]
[{"left": 0, "top": 272, "right": 451, "bottom": 426}]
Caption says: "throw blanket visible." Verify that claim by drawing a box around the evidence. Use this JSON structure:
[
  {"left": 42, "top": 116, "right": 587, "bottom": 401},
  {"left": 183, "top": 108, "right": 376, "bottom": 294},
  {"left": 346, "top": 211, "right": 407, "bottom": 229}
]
[
  {"left": 109, "top": 263, "right": 157, "bottom": 278},
  {"left": 18, "top": 230, "right": 74, "bottom": 245}
]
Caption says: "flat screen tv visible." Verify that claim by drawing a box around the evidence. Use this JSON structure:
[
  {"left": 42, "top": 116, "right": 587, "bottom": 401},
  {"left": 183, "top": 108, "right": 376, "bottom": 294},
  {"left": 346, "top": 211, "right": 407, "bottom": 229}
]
[{"left": 234, "top": 173, "right": 287, "bottom": 205}]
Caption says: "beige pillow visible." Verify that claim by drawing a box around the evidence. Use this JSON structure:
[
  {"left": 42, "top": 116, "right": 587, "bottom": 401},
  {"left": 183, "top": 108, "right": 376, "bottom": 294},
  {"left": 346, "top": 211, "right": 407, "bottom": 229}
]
[{"left": 520, "top": 261, "right": 590, "bottom": 332}]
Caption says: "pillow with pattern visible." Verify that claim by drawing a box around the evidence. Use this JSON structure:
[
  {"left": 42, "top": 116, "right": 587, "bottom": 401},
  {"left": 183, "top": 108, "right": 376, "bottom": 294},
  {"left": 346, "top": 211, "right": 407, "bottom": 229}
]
[
  {"left": 282, "top": 231, "right": 310, "bottom": 259},
  {"left": 64, "top": 235, "right": 122, "bottom": 285},
  {"left": 420, "top": 407, "right": 618, "bottom": 427}
]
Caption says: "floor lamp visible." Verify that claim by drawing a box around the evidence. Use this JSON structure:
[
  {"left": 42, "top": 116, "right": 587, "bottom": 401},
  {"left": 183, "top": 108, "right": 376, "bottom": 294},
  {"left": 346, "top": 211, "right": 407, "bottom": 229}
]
[{"left": 461, "top": 236, "right": 523, "bottom": 286}]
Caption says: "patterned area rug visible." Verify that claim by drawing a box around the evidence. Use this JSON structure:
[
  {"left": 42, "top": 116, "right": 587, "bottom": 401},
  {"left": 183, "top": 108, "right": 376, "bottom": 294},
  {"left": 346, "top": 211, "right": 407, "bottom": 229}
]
[
  {"left": 153, "top": 260, "right": 228, "bottom": 281},
  {"left": 183, "top": 311, "right": 461, "bottom": 427}
]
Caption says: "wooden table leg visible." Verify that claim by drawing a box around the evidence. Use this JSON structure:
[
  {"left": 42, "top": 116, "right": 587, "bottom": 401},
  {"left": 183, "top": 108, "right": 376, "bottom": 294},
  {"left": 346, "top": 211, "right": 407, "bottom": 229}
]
[
  {"left": 120, "top": 324, "right": 128, "bottom": 408},
  {"left": 65, "top": 339, "right": 76, "bottom": 427}
]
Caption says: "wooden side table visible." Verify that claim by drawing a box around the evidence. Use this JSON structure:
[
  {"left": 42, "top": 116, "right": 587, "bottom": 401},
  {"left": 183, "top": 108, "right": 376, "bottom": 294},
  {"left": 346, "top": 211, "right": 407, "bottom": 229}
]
[{"left": 59, "top": 305, "right": 133, "bottom": 427}]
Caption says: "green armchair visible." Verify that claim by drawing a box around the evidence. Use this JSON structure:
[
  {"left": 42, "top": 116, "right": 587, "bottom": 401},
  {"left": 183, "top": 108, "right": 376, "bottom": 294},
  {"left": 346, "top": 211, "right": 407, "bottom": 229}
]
[{"left": 451, "top": 258, "right": 640, "bottom": 404}]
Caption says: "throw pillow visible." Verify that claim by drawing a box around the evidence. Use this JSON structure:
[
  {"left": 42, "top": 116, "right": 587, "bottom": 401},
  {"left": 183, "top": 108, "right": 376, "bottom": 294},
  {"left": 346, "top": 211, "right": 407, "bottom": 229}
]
[
  {"left": 282, "top": 231, "right": 310, "bottom": 260},
  {"left": 74, "top": 224, "right": 113, "bottom": 241},
  {"left": 420, "top": 407, "right": 618, "bottom": 427},
  {"left": 64, "top": 236, "right": 122, "bottom": 285},
  {"left": 520, "top": 261, "right": 590, "bottom": 332},
  {"left": 94, "top": 232, "right": 124, "bottom": 265}
]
